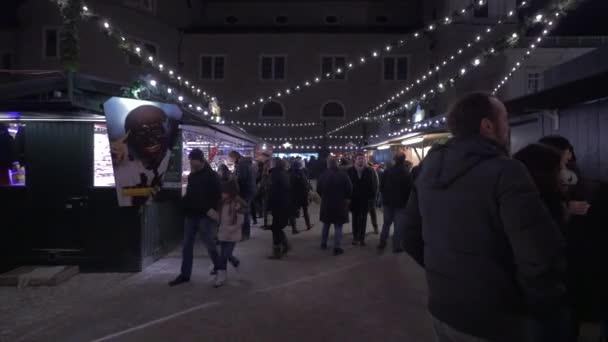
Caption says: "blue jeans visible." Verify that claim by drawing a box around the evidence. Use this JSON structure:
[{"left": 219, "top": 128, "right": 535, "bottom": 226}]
[
  {"left": 321, "top": 223, "right": 343, "bottom": 249},
  {"left": 180, "top": 215, "right": 219, "bottom": 278},
  {"left": 380, "top": 206, "right": 406, "bottom": 250},
  {"left": 217, "top": 241, "right": 236, "bottom": 271}
]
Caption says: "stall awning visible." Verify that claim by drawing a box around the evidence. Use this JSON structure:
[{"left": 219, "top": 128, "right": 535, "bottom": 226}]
[{"left": 365, "top": 130, "right": 449, "bottom": 150}]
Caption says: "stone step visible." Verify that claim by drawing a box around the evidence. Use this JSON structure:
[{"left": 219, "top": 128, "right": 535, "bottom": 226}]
[{"left": 0, "top": 265, "right": 79, "bottom": 288}]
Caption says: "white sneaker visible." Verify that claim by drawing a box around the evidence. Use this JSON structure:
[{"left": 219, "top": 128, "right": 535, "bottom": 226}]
[{"left": 214, "top": 270, "right": 226, "bottom": 288}]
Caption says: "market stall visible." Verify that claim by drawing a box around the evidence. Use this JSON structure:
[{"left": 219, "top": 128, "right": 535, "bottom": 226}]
[{"left": 0, "top": 74, "right": 261, "bottom": 273}]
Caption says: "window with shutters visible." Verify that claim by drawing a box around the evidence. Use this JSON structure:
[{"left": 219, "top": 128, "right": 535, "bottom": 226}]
[
  {"left": 383, "top": 56, "right": 408, "bottom": 81},
  {"left": 321, "top": 56, "right": 347, "bottom": 80},
  {"left": 42, "top": 27, "right": 60, "bottom": 59},
  {"left": 125, "top": 0, "right": 156, "bottom": 13},
  {"left": 200, "top": 55, "right": 226, "bottom": 80},
  {"left": 526, "top": 72, "right": 542, "bottom": 94},
  {"left": 260, "top": 55, "right": 286, "bottom": 80}
]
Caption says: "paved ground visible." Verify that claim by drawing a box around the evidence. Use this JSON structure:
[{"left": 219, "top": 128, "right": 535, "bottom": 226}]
[
  {"left": 0, "top": 204, "right": 435, "bottom": 342},
  {"left": 1, "top": 203, "right": 601, "bottom": 342}
]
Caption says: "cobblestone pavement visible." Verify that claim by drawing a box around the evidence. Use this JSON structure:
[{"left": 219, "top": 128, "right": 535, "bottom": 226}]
[
  {"left": 0, "top": 203, "right": 435, "bottom": 342},
  {"left": 0, "top": 203, "right": 599, "bottom": 342}
]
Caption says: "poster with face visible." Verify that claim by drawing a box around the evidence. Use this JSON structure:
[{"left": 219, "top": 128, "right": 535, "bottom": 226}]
[{"left": 103, "top": 97, "right": 182, "bottom": 207}]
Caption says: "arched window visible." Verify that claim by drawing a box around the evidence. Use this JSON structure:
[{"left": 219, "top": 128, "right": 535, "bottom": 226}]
[
  {"left": 321, "top": 101, "right": 345, "bottom": 119},
  {"left": 261, "top": 101, "right": 284, "bottom": 118}
]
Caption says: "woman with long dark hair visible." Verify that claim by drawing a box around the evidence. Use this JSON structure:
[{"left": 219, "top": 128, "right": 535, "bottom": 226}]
[
  {"left": 514, "top": 144, "right": 566, "bottom": 229},
  {"left": 514, "top": 143, "right": 571, "bottom": 341}
]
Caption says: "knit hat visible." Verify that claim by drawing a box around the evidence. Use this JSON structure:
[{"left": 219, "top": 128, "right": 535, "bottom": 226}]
[{"left": 188, "top": 148, "right": 205, "bottom": 162}]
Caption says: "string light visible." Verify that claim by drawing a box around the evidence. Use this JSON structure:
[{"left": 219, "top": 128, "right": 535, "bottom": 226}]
[
  {"left": 263, "top": 135, "right": 372, "bottom": 141},
  {"left": 493, "top": 15, "right": 561, "bottom": 95},
  {"left": 332, "top": 0, "right": 561, "bottom": 135},
  {"left": 229, "top": 121, "right": 321, "bottom": 128},
  {"left": 227, "top": 1, "right": 487, "bottom": 113},
  {"left": 63, "top": 1, "right": 219, "bottom": 110},
  {"left": 328, "top": 3, "right": 527, "bottom": 134}
]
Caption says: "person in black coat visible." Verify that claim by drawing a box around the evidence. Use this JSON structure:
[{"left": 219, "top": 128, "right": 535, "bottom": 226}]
[
  {"left": 368, "top": 163, "right": 380, "bottom": 234},
  {"left": 317, "top": 157, "right": 353, "bottom": 256},
  {"left": 346, "top": 153, "right": 377, "bottom": 246},
  {"left": 170, "top": 149, "right": 222, "bottom": 287},
  {"left": 267, "top": 158, "right": 292, "bottom": 259},
  {"left": 288, "top": 160, "right": 312, "bottom": 234},
  {"left": 378, "top": 151, "right": 413, "bottom": 253},
  {"left": 403, "top": 93, "right": 566, "bottom": 341}
]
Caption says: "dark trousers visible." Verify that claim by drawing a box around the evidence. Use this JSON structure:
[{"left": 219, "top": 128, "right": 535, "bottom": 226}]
[
  {"left": 217, "top": 241, "right": 236, "bottom": 271},
  {"left": 351, "top": 209, "right": 368, "bottom": 242},
  {"left": 289, "top": 205, "right": 311, "bottom": 229},
  {"left": 271, "top": 214, "right": 288, "bottom": 246},
  {"left": 181, "top": 215, "right": 219, "bottom": 279},
  {"left": 368, "top": 200, "right": 379, "bottom": 229}
]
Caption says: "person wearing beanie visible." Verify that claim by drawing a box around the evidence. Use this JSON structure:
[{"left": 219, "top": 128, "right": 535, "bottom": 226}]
[{"left": 169, "top": 148, "right": 222, "bottom": 287}]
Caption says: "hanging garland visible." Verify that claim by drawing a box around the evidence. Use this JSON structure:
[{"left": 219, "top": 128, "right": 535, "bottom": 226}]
[{"left": 56, "top": 0, "right": 82, "bottom": 72}]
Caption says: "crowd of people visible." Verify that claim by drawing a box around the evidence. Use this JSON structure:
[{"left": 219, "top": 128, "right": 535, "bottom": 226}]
[{"left": 167, "top": 92, "right": 608, "bottom": 342}]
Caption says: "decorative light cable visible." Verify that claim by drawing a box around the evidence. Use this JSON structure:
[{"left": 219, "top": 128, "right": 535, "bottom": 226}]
[
  {"left": 378, "top": 6, "right": 570, "bottom": 140},
  {"left": 272, "top": 145, "right": 360, "bottom": 151},
  {"left": 228, "top": 120, "right": 320, "bottom": 127},
  {"left": 65, "top": 3, "right": 220, "bottom": 118},
  {"left": 492, "top": 16, "right": 559, "bottom": 94},
  {"left": 228, "top": 0, "right": 489, "bottom": 113},
  {"left": 329, "top": 1, "right": 532, "bottom": 134},
  {"left": 264, "top": 135, "right": 378, "bottom": 141}
]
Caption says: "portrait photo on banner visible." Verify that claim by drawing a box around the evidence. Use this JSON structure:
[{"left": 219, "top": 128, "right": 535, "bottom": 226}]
[{"left": 103, "top": 97, "right": 182, "bottom": 207}]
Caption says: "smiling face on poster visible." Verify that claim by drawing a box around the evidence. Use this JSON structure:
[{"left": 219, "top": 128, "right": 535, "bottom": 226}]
[{"left": 103, "top": 97, "right": 182, "bottom": 207}]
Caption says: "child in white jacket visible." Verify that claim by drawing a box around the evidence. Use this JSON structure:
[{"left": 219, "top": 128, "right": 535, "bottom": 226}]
[{"left": 208, "top": 180, "right": 248, "bottom": 287}]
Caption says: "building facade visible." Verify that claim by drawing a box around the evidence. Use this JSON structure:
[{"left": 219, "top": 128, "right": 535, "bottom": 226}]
[{"left": 0, "top": 0, "right": 604, "bottom": 139}]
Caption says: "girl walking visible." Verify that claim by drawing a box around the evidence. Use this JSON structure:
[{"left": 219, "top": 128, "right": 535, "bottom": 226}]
[{"left": 209, "top": 180, "right": 248, "bottom": 287}]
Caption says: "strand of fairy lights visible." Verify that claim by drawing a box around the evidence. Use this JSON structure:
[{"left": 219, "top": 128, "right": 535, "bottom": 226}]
[
  {"left": 272, "top": 145, "right": 360, "bottom": 151},
  {"left": 73, "top": 3, "right": 220, "bottom": 118},
  {"left": 492, "top": 14, "right": 559, "bottom": 94},
  {"left": 229, "top": 120, "right": 319, "bottom": 127},
  {"left": 333, "top": 1, "right": 563, "bottom": 136},
  {"left": 228, "top": 1, "right": 490, "bottom": 114},
  {"left": 264, "top": 135, "right": 378, "bottom": 141},
  {"left": 329, "top": 1, "right": 532, "bottom": 134},
  {"left": 378, "top": 10, "right": 566, "bottom": 140}
]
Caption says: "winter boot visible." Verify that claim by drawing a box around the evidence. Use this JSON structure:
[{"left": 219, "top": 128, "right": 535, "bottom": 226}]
[
  {"left": 214, "top": 270, "right": 226, "bottom": 288},
  {"left": 282, "top": 239, "right": 292, "bottom": 256},
  {"left": 268, "top": 245, "right": 283, "bottom": 260}
]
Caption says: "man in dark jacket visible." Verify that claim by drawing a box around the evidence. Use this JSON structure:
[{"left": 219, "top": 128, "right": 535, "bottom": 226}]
[
  {"left": 169, "top": 149, "right": 221, "bottom": 286},
  {"left": 268, "top": 158, "right": 292, "bottom": 259},
  {"left": 347, "top": 153, "right": 377, "bottom": 246},
  {"left": 403, "top": 92, "right": 566, "bottom": 341},
  {"left": 378, "top": 151, "right": 412, "bottom": 253},
  {"left": 317, "top": 157, "right": 353, "bottom": 256}
]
